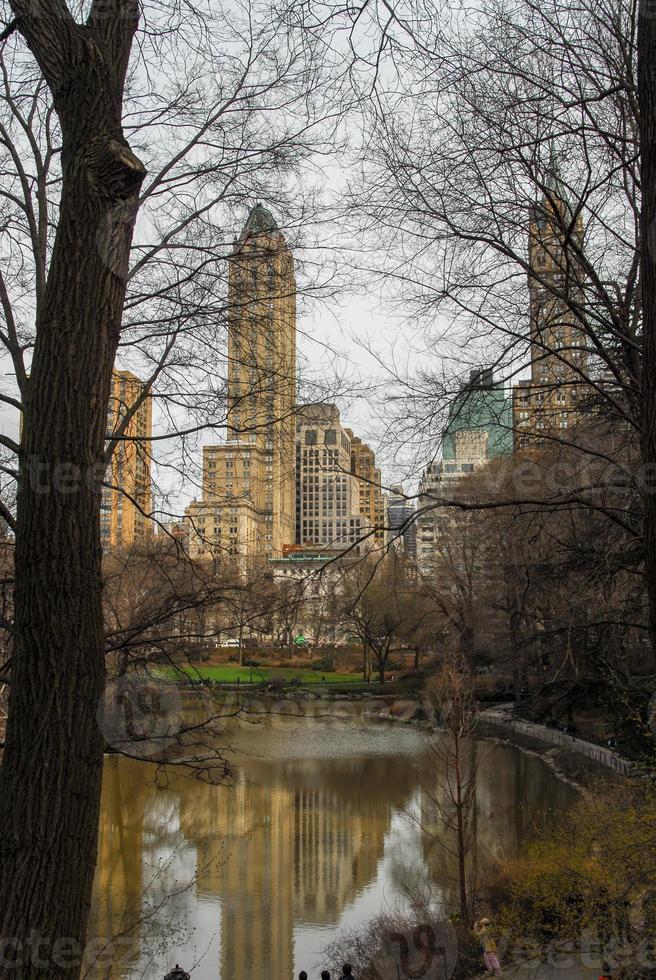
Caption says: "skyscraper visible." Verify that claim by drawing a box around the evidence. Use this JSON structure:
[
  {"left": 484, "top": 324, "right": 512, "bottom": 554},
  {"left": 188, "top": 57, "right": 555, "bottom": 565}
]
[
  {"left": 101, "top": 370, "right": 152, "bottom": 549},
  {"left": 186, "top": 204, "right": 297, "bottom": 559},
  {"left": 513, "top": 161, "right": 587, "bottom": 447},
  {"left": 386, "top": 486, "right": 416, "bottom": 559}
]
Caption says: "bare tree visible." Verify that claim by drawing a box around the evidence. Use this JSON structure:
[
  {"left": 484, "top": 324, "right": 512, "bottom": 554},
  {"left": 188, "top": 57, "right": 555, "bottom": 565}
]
[
  {"left": 421, "top": 653, "right": 480, "bottom": 926},
  {"left": 0, "top": 1, "right": 341, "bottom": 973},
  {"left": 342, "top": 553, "right": 436, "bottom": 683},
  {"left": 638, "top": 0, "right": 656, "bottom": 652},
  {"left": 329, "top": 0, "right": 656, "bottom": 644}
]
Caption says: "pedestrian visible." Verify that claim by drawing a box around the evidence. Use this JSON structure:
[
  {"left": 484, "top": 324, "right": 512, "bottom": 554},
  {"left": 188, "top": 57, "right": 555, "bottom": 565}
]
[
  {"left": 321, "top": 972, "right": 331, "bottom": 980},
  {"left": 299, "top": 972, "right": 308, "bottom": 980},
  {"left": 474, "top": 918, "right": 503, "bottom": 977},
  {"left": 339, "top": 965, "right": 354, "bottom": 979},
  {"left": 165, "top": 967, "right": 190, "bottom": 980}
]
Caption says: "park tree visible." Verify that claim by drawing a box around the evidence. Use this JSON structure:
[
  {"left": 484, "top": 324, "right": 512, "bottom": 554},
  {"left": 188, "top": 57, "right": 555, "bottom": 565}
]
[
  {"left": 639, "top": 0, "right": 656, "bottom": 656},
  {"left": 317, "top": 0, "right": 656, "bottom": 662},
  {"left": 420, "top": 653, "right": 480, "bottom": 926},
  {"left": 342, "top": 553, "right": 436, "bottom": 683},
  {"left": 0, "top": 0, "right": 339, "bottom": 973},
  {"left": 420, "top": 444, "right": 652, "bottom": 730},
  {"left": 0, "top": 3, "right": 148, "bottom": 971},
  {"left": 488, "top": 781, "right": 656, "bottom": 967}
]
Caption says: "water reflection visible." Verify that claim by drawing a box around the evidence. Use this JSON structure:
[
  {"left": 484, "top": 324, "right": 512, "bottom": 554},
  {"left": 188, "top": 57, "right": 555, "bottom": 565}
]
[{"left": 89, "top": 713, "right": 575, "bottom": 979}]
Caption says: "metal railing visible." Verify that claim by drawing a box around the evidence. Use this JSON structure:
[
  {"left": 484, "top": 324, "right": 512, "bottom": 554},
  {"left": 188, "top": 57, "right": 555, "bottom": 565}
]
[{"left": 482, "top": 710, "right": 632, "bottom": 776}]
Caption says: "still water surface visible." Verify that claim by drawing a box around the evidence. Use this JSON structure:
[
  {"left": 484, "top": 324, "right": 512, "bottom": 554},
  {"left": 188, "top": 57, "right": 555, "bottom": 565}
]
[{"left": 89, "top": 705, "right": 576, "bottom": 979}]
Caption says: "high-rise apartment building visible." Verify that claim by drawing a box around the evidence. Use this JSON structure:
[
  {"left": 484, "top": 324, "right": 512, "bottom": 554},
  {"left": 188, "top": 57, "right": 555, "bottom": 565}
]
[
  {"left": 101, "top": 370, "right": 152, "bottom": 549},
  {"left": 186, "top": 204, "right": 296, "bottom": 559},
  {"left": 387, "top": 486, "right": 417, "bottom": 559},
  {"left": 416, "top": 369, "right": 512, "bottom": 572},
  {"left": 444, "top": 369, "right": 513, "bottom": 460},
  {"left": 348, "top": 433, "right": 386, "bottom": 548},
  {"left": 295, "top": 404, "right": 363, "bottom": 549},
  {"left": 513, "top": 165, "right": 587, "bottom": 448}
]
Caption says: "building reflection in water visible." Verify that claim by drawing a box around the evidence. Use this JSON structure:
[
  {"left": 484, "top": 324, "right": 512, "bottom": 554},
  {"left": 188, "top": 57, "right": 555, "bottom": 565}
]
[
  {"left": 419, "top": 741, "right": 577, "bottom": 917},
  {"left": 90, "top": 726, "right": 576, "bottom": 979}
]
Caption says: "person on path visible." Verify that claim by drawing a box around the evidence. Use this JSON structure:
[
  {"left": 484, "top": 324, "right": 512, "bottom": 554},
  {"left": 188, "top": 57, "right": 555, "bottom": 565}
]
[
  {"left": 474, "top": 918, "right": 503, "bottom": 977},
  {"left": 165, "top": 967, "right": 190, "bottom": 980},
  {"left": 299, "top": 973, "right": 308, "bottom": 980},
  {"left": 339, "top": 965, "right": 355, "bottom": 979},
  {"left": 321, "top": 972, "right": 331, "bottom": 979}
]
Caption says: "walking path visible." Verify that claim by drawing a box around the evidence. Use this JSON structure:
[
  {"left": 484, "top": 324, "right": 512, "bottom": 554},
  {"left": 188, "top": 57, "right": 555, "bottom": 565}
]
[
  {"left": 480, "top": 703, "right": 632, "bottom": 776},
  {"left": 498, "top": 945, "right": 609, "bottom": 980}
]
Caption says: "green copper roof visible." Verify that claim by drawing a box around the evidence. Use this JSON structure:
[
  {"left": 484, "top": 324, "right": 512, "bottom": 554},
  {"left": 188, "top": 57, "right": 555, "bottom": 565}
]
[
  {"left": 442, "top": 370, "right": 513, "bottom": 460},
  {"left": 243, "top": 203, "right": 279, "bottom": 235},
  {"left": 535, "top": 143, "right": 573, "bottom": 228}
]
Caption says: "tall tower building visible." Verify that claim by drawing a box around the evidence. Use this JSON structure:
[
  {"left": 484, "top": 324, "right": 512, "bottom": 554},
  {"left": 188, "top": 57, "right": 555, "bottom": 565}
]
[
  {"left": 513, "top": 160, "right": 588, "bottom": 447},
  {"left": 101, "top": 371, "right": 152, "bottom": 549},
  {"left": 186, "top": 205, "right": 297, "bottom": 559}
]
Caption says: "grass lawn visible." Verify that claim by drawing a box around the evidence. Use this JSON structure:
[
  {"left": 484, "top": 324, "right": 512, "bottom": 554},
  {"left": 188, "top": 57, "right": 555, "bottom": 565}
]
[{"left": 166, "top": 664, "right": 365, "bottom": 685}]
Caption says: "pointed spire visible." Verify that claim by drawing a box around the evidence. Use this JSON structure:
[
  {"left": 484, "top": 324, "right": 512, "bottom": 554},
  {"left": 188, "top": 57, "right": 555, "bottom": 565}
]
[
  {"left": 534, "top": 141, "right": 572, "bottom": 228},
  {"left": 545, "top": 141, "right": 569, "bottom": 203},
  {"left": 242, "top": 203, "right": 279, "bottom": 235}
]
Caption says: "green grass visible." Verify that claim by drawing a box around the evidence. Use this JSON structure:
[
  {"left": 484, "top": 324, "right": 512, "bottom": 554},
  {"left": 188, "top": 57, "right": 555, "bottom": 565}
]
[{"left": 165, "top": 664, "right": 365, "bottom": 685}]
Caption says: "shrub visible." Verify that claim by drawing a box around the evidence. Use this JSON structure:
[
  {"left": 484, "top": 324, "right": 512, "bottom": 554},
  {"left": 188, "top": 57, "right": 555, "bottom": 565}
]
[{"left": 320, "top": 912, "right": 483, "bottom": 980}]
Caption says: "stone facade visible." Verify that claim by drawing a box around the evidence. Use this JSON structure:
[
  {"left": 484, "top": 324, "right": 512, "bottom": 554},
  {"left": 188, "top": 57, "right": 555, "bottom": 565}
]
[
  {"left": 101, "top": 370, "right": 152, "bottom": 549},
  {"left": 513, "top": 175, "right": 588, "bottom": 448},
  {"left": 348, "top": 433, "right": 386, "bottom": 549},
  {"left": 294, "top": 404, "right": 363, "bottom": 550},
  {"left": 186, "top": 204, "right": 296, "bottom": 559}
]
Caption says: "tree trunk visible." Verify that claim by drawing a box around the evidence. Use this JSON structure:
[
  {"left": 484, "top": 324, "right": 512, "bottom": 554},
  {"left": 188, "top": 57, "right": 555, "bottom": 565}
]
[
  {"left": 0, "top": 7, "right": 144, "bottom": 976},
  {"left": 453, "top": 734, "right": 470, "bottom": 926},
  {"left": 459, "top": 620, "right": 475, "bottom": 663},
  {"left": 640, "top": 0, "right": 656, "bottom": 654}
]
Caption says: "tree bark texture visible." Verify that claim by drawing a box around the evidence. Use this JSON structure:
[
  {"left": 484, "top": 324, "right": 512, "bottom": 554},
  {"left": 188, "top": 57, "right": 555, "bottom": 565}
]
[
  {"left": 0, "top": 4, "right": 145, "bottom": 976},
  {"left": 640, "top": 0, "right": 656, "bottom": 656}
]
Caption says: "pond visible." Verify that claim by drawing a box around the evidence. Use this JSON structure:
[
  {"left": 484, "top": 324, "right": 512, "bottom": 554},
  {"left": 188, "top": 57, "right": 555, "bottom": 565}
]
[{"left": 88, "top": 700, "right": 576, "bottom": 978}]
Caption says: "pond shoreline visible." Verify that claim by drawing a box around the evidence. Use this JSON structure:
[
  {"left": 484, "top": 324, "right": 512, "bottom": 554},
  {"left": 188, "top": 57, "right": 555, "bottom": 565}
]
[
  {"left": 477, "top": 707, "right": 630, "bottom": 788},
  {"left": 171, "top": 678, "right": 629, "bottom": 789}
]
